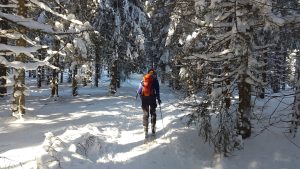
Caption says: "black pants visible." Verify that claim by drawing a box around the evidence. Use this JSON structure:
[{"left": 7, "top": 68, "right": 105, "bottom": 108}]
[{"left": 141, "top": 96, "right": 157, "bottom": 130}]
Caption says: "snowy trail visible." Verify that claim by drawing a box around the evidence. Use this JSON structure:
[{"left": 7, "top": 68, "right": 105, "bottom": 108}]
[
  {"left": 1, "top": 74, "right": 300, "bottom": 169},
  {"left": 89, "top": 79, "right": 213, "bottom": 169},
  {"left": 0, "top": 75, "right": 214, "bottom": 169}
]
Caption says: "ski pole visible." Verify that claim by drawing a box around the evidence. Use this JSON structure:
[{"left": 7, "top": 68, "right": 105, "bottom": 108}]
[
  {"left": 159, "top": 104, "right": 166, "bottom": 138},
  {"left": 159, "top": 104, "right": 163, "bottom": 125}
]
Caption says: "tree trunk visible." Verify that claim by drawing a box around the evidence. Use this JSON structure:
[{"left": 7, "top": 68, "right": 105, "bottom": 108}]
[
  {"left": 37, "top": 66, "right": 42, "bottom": 88},
  {"left": 207, "top": 64, "right": 212, "bottom": 95},
  {"left": 72, "top": 66, "right": 78, "bottom": 96},
  {"left": 0, "top": 0, "right": 9, "bottom": 97},
  {"left": 46, "top": 68, "right": 50, "bottom": 85},
  {"left": 94, "top": 46, "right": 101, "bottom": 87},
  {"left": 281, "top": 51, "right": 287, "bottom": 90},
  {"left": 290, "top": 51, "right": 300, "bottom": 136},
  {"left": 237, "top": 53, "right": 252, "bottom": 139},
  {"left": 291, "top": 83, "right": 300, "bottom": 136},
  {"left": 41, "top": 65, "right": 45, "bottom": 82},
  {"left": 68, "top": 66, "right": 72, "bottom": 83},
  {"left": 271, "top": 52, "right": 280, "bottom": 93},
  {"left": 51, "top": 39, "right": 60, "bottom": 98},
  {"left": 259, "top": 54, "right": 268, "bottom": 99},
  {"left": 186, "top": 68, "right": 197, "bottom": 97},
  {"left": 32, "top": 70, "right": 36, "bottom": 78},
  {"left": 171, "top": 60, "right": 181, "bottom": 90},
  {"left": 0, "top": 64, "right": 6, "bottom": 97},
  {"left": 159, "top": 61, "right": 166, "bottom": 84},
  {"left": 224, "top": 63, "right": 231, "bottom": 109},
  {"left": 116, "top": 68, "right": 120, "bottom": 88},
  {"left": 37, "top": 49, "right": 47, "bottom": 87},
  {"left": 187, "top": 76, "right": 195, "bottom": 96},
  {"left": 12, "top": 0, "right": 27, "bottom": 117},
  {"left": 110, "top": 60, "right": 118, "bottom": 94},
  {"left": 95, "top": 61, "right": 100, "bottom": 87},
  {"left": 60, "top": 69, "right": 63, "bottom": 83}
]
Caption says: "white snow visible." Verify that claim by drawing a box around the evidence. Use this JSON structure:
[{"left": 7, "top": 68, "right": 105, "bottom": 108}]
[
  {"left": 0, "top": 11, "right": 55, "bottom": 33},
  {"left": 73, "top": 38, "right": 87, "bottom": 58},
  {"left": 187, "top": 49, "right": 234, "bottom": 61},
  {"left": 30, "top": 0, "right": 83, "bottom": 25},
  {"left": 0, "top": 73, "right": 299, "bottom": 169}
]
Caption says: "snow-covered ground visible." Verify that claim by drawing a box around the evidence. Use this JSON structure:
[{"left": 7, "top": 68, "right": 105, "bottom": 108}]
[{"left": 0, "top": 73, "right": 300, "bottom": 169}]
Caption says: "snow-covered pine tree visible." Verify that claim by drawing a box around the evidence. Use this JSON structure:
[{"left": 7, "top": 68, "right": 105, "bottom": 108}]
[
  {"left": 62, "top": 0, "right": 98, "bottom": 89},
  {"left": 65, "top": 1, "right": 97, "bottom": 94},
  {"left": 292, "top": 48, "right": 300, "bottom": 136},
  {"left": 145, "top": 0, "right": 175, "bottom": 85},
  {"left": 13, "top": 0, "right": 29, "bottom": 116},
  {"left": 32, "top": 0, "right": 97, "bottom": 97},
  {"left": 166, "top": 0, "right": 206, "bottom": 96},
  {"left": 0, "top": 0, "right": 91, "bottom": 117},
  {"left": 0, "top": 0, "right": 9, "bottom": 97},
  {"left": 172, "top": 0, "right": 300, "bottom": 154},
  {"left": 94, "top": 0, "right": 150, "bottom": 94},
  {"left": 270, "top": 0, "right": 300, "bottom": 137}
]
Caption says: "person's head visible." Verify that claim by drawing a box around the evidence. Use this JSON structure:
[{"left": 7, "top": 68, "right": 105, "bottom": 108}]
[
  {"left": 147, "top": 68, "right": 155, "bottom": 75},
  {"left": 147, "top": 68, "right": 157, "bottom": 79}
]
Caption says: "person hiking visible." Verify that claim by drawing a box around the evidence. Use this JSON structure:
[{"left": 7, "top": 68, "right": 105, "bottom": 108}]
[{"left": 137, "top": 69, "right": 161, "bottom": 138}]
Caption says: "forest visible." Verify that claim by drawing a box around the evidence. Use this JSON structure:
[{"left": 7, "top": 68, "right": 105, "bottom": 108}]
[{"left": 1, "top": 0, "right": 300, "bottom": 167}]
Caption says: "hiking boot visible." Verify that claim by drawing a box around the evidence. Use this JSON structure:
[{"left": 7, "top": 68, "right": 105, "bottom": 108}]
[
  {"left": 144, "top": 127, "right": 148, "bottom": 138},
  {"left": 151, "top": 127, "right": 155, "bottom": 135}
]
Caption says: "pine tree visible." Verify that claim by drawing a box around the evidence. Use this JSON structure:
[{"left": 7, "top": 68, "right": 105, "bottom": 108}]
[
  {"left": 0, "top": 0, "right": 90, "bottom": 117},
  {"left": 51, "top": 39, "right": 60, "bottom": 98},
  {"left": 0, "top": 0, "right": 9, "bottom": 97},
  {"left": 93, "top": 0, "right": 150, "bottom": 94},
  {"left": 145, "top": 0, "right": 175, "bottom": 85},
  {"left": 12, "top": 0, "right": 28, "bottom": 116},
  {"left": 167, "top": 0, "right": 300, "bottom": 154}
]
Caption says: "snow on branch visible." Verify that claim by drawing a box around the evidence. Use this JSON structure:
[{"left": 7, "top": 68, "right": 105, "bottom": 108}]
[
  {"left": 0, "top": 44, "right": 58, "bottom": 70},
  {"left": 0, "top": 4, "right": 18, "bottom": 8},
  {"left": 209, "top": 68, "right": 240, "bottom": 83},
  {"left": 0, "top": 30, "right": 38, "bottom": 45},
  {"left": 0, "top": 51, "right": 14, "bottom": 56},
  {"left": 0, "top": 43, "right": 43, "bottom": 55},
  {"left": 29, "top": 0, "right": 83, "bottom": 25},
  {"left": 0, "top": 56, "right": 57, "bottom": 70},
  {"left": 185, "top": 49, "right": 235, "bottom": 61},
  {"left": 0, "top": 12, "right": 93, "bottom": 35},
  {"left": 245, "top": 69, "right": 267, "bottom": 86},
  {"left": 0, "top": 11, "right": 55, "bottom": 33}
]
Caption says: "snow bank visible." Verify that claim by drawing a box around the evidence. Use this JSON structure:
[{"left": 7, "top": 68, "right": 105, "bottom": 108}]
[{"left": 36, "top": 125, "right": 103, "bottom": 169}]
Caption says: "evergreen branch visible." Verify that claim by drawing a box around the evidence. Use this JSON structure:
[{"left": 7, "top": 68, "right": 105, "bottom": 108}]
[
  {"left": 250, "top": 0, "right": 300, "bottom": 11},
  {"left": 265, "top": 91, "right": 297, "bottom": 98},
  {"left": 0, "top": 12, "right": 95, "bottom": 35}
]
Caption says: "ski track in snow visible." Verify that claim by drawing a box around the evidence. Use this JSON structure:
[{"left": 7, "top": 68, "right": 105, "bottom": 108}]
[{"left": 0, "top": 74, "right": 300, "bottom": 169}]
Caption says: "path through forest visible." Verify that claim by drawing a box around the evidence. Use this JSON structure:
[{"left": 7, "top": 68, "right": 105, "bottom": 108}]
[
  {"left": 0, "top": 74, "right": 214, "bottom": 169},
  {"left": 0, "top": 74, "right": 299, "bottom": 169}
]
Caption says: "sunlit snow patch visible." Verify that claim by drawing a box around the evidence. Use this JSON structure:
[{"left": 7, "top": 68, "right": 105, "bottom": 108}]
[{"left": 36, "top": 125, "right": 103, "bottom": 169}]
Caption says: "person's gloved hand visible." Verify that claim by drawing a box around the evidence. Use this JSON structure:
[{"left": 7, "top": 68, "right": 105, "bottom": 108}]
[{"left": 157, "top": 99, "right": 162, "bottom": 105}]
